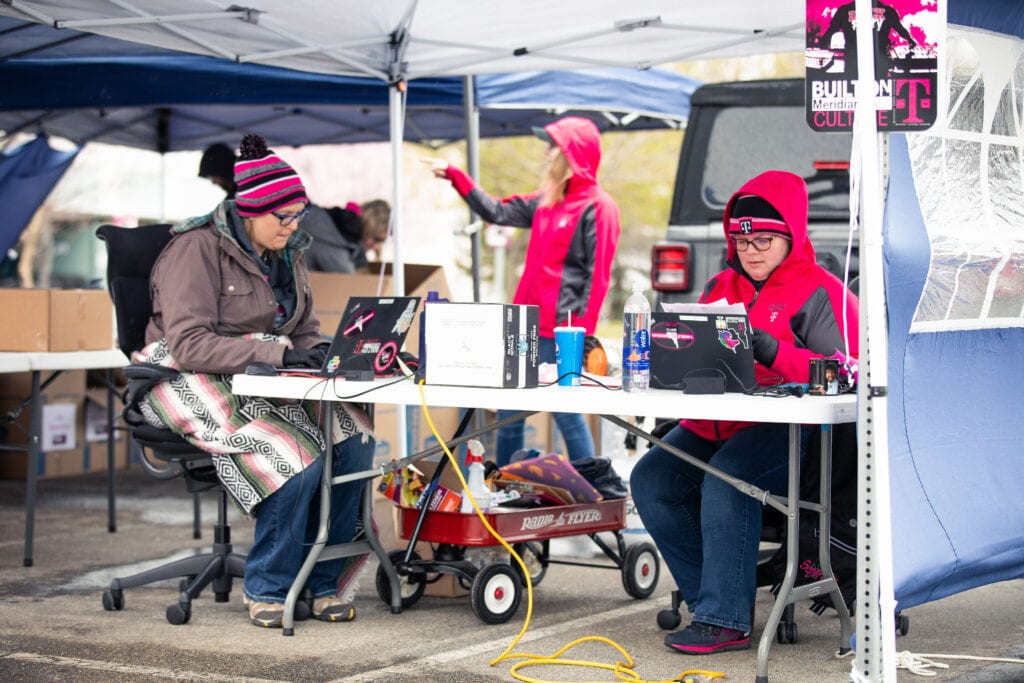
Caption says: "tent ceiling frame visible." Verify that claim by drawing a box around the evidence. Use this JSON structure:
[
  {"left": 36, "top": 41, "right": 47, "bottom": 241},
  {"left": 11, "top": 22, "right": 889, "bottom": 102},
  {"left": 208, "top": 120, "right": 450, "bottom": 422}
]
[
  {"left": 240, "top": 35, "right": 391, "bottom": 81},
  {"left": 651, "top": 21, "right": 805, "bottom": 65},
  {"left": 1, "top": 1, "right": 805, "bottom": 82},
  {"left": 56, "top": 9, "right": 255, "bottom": 29}
]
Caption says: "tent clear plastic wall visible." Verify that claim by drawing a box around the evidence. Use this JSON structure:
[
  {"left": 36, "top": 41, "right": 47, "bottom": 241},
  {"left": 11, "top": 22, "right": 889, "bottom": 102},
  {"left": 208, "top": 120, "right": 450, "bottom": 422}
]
[{"left": 883, "top": 19, "right": 1024, "bottom": 609}]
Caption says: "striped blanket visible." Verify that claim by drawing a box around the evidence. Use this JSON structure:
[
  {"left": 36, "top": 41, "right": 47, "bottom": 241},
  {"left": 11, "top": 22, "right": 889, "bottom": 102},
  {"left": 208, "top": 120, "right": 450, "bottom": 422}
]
[{"left": 135, "top": 335, "right": 373, "bottom": 515}]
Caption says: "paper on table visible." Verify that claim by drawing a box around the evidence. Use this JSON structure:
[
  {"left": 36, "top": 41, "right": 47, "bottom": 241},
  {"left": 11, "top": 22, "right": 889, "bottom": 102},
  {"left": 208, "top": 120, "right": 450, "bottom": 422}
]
[{"left": 659, "top": 298, "right": 747, "bottom": 315}]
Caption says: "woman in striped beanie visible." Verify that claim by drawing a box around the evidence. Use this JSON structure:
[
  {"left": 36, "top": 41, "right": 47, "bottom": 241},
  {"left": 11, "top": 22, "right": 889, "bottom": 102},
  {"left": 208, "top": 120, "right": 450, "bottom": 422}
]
[{"left": 139, "top": 133, "right": 375, "bottom": 628}]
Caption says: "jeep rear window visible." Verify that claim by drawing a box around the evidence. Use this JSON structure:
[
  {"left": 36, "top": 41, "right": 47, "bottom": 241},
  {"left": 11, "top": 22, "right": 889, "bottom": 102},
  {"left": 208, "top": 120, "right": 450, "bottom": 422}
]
[{"left": 702, "top": 106, "right": 852, "bottom": 219}]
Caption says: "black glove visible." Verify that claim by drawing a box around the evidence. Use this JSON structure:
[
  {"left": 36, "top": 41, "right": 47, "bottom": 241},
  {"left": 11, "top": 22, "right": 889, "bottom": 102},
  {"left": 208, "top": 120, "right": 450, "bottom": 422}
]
[
  {"left": 283, "top": 346, "right": 327, "bottom": 369},
  {"left": 751, "top": 328, "right": 779, "bottom": 367}
]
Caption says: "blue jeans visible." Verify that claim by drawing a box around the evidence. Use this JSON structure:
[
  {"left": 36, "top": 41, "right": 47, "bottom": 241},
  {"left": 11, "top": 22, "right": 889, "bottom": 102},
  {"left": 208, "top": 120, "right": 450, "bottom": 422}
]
[
  {"left": 629, "top": 423, "right": 810, "bottom": 632},
  {"left": 244, "top": 433, "right": 375, "bottom": 603},
  {"left": 495, "top": 336, "right": 595, "bottom": 466}
]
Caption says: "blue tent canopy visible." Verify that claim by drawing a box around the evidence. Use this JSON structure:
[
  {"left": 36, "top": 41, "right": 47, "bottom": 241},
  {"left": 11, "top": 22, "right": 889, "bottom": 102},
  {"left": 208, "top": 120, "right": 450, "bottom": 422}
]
[
  {"left": 0, "top": 55, "right": 695, "bottom": 151},
  {"left": 0, "top": 136, "right": 78, "bottom": 254},
  {"left": 0, "top": 17, "right": 698, "bottom": 151}
]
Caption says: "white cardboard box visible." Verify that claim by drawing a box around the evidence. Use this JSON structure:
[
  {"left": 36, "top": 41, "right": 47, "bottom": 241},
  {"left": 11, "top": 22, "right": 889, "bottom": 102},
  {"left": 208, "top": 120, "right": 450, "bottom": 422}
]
[{"left": 423, "top": 303, "right": 538, "bottom": 388}]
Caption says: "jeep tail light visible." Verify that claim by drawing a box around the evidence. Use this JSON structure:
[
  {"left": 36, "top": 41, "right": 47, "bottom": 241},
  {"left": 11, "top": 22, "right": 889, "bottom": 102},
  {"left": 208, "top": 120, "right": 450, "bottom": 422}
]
[
  {"left": 651, "top": 243, "right": 691, "bottom": 291},
  {"left": 814, "top": 160, "right": 850, "bottom": 171}
]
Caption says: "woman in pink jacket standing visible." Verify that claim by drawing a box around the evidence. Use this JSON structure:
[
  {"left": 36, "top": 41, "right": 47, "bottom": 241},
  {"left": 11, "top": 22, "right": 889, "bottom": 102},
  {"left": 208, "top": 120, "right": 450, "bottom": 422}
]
[{"left": 432, "top": 116, "right": 621, "bottom": 465}]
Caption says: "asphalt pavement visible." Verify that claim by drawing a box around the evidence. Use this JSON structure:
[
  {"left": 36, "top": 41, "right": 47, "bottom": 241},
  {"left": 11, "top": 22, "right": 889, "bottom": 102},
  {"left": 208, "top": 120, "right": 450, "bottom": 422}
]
[{"left": 1, "top": 468, "right": 1022, "bottom": 682}]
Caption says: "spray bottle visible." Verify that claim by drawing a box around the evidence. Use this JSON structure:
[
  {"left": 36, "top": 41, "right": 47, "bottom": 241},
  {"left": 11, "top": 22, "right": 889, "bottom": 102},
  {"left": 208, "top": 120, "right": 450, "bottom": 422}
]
[{"left": 460, "top": 439, "right": 490, "bottom": 513}]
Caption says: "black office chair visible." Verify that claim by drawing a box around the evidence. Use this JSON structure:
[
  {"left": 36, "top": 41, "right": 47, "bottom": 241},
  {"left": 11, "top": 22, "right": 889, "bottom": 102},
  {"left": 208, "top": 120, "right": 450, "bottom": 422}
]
[{"left": 96, "top": 224, "right": 246, "bottom": 625}]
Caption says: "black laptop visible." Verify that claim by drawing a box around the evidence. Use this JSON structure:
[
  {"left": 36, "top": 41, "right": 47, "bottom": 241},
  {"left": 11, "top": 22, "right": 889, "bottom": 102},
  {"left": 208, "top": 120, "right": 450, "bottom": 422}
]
[
  {"left": 321, "top": 296, "right": 420, "bottom": 377},
  {"left": 649, "top": 310, "right": 756, "bottom": 392}
]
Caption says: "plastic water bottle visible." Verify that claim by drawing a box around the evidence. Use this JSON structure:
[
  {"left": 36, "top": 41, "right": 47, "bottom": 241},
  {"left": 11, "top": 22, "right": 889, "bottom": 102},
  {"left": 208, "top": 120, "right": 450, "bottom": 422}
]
[
  {"left": 622, "top": 283, "right": 651, "bottom": 393},
  {"left": 460, "top": 439, "right": 490, "bottom": 513}
]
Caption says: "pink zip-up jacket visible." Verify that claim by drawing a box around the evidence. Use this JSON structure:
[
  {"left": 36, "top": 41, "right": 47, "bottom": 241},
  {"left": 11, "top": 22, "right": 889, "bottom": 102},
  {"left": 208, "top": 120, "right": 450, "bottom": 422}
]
[
  {"left": 682, "top": 170, "right": 859, "bottom": 442},
  {"left": 443, "top": 116, "right": 621, "bottom": 337}
]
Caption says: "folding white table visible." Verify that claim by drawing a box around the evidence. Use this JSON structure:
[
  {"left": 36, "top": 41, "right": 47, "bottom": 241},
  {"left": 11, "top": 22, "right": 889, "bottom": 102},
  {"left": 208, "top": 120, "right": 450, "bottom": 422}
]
[
  {"left": 233, "top": 374, "right": 856, "bottom": 681},
  {"left": 1, "top": 348, "right": 128, "bottom": 566}
]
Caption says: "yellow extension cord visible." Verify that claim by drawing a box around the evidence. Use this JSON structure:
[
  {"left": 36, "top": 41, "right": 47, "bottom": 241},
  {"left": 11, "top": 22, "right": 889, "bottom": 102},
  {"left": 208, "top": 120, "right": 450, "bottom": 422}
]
[{"left": 414, "top": 379, "right": 726, "bottom": 683}]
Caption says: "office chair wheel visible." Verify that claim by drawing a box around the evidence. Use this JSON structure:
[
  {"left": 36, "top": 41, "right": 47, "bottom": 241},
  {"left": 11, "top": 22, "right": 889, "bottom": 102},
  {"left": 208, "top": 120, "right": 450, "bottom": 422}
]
[
  {"left": 471, "top": 563, "right": 521, "bottom": 625},
  {"left": 658, "top": 589, "right": 685, "bottom": 630},
  {"left": 376, "top": 550, "right": 426, "bottom": 609},
  {"left": 776, "top": 621, "right": 797, "bottom": 644},
  {"left": 166, "top": 601, "right": 191, "bottom": 625},
  {"left": 102, "top": 589, "right": 125, "bottom": 612},
  {"left": 512, "top": 542, "right": 547, "bottom": 587},
  {"left": 294, "top": 588, "right": 313, "bottom": 621},
  {"left": 622, "top": 542, "right": 660, "bottom": 599},
  {"left": 657, "top": 607, "right": 682, "bottom": 630},
  {"left": 896, "top": 611, "right": 910, "bottom": 636}
]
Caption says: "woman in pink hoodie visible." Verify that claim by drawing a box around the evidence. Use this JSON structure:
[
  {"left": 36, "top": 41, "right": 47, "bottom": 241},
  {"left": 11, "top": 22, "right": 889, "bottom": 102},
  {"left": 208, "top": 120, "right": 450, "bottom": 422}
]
[
  {"left": 432, "top": 116, "right": 621, "bottom": 465},
  {"left": 631, "top": 170, "right": 859, "bottom": 655}
]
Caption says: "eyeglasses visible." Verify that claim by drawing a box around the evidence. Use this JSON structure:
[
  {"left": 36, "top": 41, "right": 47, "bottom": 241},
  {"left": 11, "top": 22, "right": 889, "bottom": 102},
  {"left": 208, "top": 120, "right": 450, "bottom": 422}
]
[
  {"left": 271, "top": 206, "right": 309, "bottom": 227},
  {"left": 730, "top": 235, "right": 787, "bottom": 252}
]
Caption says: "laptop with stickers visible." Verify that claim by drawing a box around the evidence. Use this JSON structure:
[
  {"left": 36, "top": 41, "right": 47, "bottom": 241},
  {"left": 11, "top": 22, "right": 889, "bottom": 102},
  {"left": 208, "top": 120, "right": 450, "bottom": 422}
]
[
  {"left": 649, "top": 306, "right": 756, "bottom": 393},
  {"left": 320, "top": 296, "right": 420, "bottom": 378}
]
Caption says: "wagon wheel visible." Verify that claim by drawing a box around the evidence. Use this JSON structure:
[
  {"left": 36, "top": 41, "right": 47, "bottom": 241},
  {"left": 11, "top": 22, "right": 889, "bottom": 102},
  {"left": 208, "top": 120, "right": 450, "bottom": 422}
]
[
  {"left": 512, "top": 542, "right": 547, "bottom": 587},
  {"left": 375, "top": 549, "right": 426, "bottom": 609},
  {"left": 621, "top": 542, "right": 660, "bottom": 599},
  {"left": 470, "top": 564, "right": 522, "bottom": 624}
]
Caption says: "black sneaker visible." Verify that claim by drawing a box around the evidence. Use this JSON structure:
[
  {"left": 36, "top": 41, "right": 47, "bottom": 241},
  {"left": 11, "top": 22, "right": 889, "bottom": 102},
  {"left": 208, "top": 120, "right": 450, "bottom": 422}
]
[{"left": 664, "top": 621, "right": 751, "bottom": 655}]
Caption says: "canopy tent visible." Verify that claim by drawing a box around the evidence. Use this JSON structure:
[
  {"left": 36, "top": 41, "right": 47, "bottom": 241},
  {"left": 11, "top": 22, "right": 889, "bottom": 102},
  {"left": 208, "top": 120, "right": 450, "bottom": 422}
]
[
  {"left": 0, "top": 15, "right": 699, "bottom": 279},
  {"left": 0, "top": 15, "right": 698, "bottom": 151},
  {"left": 0, "top": 52, "right": 697, "bottom": 151},
  {"left": 1, "top": 2, "right": 1021, "bottom": 682},
  {"left": 0, "top": 135, "right": 78, "bottom": 254}
]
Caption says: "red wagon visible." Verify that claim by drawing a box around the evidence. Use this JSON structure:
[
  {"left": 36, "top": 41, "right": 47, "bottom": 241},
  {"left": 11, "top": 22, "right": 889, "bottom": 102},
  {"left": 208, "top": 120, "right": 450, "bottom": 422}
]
[{"left": 375, "top": 498, "right": 660, "bottom": 624}]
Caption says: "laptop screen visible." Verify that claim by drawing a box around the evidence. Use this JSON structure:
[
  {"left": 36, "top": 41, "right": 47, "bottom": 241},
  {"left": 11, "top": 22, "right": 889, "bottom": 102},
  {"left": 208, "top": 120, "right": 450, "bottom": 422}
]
[
  {"left": 321, "top": 296, "right": 420, "bottom": 377},
  {"left": 649, "top": 311, "right": 755, "bottom": 392}
]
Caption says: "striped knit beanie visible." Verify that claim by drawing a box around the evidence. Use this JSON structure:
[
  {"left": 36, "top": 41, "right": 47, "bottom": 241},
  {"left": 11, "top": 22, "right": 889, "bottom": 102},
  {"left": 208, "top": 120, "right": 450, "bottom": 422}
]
[
  {"left": 234, "top": 133, "right": 308, "bottom": 217},
  {"left": 728, "top": 194, "right": 790, "bottom": 237}
]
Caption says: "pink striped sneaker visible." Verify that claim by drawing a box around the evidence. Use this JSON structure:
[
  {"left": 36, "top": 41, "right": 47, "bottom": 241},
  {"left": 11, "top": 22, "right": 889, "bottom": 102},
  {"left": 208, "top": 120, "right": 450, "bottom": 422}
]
[{"left": 664, "top": 621, "right": 750, "bottom": 654}]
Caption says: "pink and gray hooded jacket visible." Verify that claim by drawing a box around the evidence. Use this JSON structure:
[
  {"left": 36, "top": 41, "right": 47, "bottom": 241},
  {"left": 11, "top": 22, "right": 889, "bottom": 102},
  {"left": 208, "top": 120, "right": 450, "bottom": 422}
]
[
  {"left": 443, "top": 116, "right": 621, "bottom": 338},
  {"left": 682, "top": 170, "right": 859, "bottom": 442}
]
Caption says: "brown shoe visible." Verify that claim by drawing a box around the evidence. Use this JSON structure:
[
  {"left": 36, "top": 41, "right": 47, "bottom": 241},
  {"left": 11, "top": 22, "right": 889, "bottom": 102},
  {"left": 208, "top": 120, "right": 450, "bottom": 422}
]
[
  {"left": 244, "top": 595, "right": 284, "bottom": 628},
  {"left": 312, "top": 596, "right": 356, "bottom": 622}
]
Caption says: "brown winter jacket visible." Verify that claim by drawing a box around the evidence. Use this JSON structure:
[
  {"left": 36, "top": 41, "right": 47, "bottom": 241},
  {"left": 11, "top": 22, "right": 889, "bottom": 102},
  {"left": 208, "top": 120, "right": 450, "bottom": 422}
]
[{"left": 145, "top": 202, "right": 322, "bottom": 375}]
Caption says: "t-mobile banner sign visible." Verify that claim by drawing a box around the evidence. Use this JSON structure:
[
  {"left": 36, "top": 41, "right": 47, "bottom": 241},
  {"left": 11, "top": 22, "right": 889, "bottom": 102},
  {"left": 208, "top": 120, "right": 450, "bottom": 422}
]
[{"left": 805, "top": 0, "right": 938, "bottom": 132}]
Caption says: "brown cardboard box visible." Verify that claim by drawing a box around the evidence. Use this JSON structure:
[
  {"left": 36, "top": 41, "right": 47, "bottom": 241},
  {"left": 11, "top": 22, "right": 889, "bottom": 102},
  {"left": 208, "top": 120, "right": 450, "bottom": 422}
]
[
  {"left": 83, "top": 387, "right": 131, "bottom": 473},
  {"left": 385, "top": 508, "right": 470, "bottom": 599},
  {"left": 0, "top": 289, "right": 113, "bottom": 352},
  {"left": 0, "top": 417, "right": 86, "bottom": 479},
  {"left": 0, "top": 289, "right": 49, "bottom": 351},
  {"left": 308, "top": 263, "right": 451, "bottom": 358},
  {"left": 0, "top": 370, "right": 91, "bottom": 480},
  {"left": 370, "top": 401, "right": 463, "bottom": 470},
  {"left": 0, "top": 369, "right": 86, "bottom": 402}
]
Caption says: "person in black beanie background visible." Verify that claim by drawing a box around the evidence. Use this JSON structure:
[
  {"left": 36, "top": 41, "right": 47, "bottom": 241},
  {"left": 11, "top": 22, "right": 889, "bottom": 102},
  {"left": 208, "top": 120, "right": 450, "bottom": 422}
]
[{"left": 198, "top": 142, "right": 238, "bottom": 199}]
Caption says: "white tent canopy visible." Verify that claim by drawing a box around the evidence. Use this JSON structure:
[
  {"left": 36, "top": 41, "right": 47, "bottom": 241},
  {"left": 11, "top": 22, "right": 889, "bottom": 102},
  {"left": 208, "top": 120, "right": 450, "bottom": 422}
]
[{"left": 1, "top": 1, "right": 806, "bottom": 79}]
